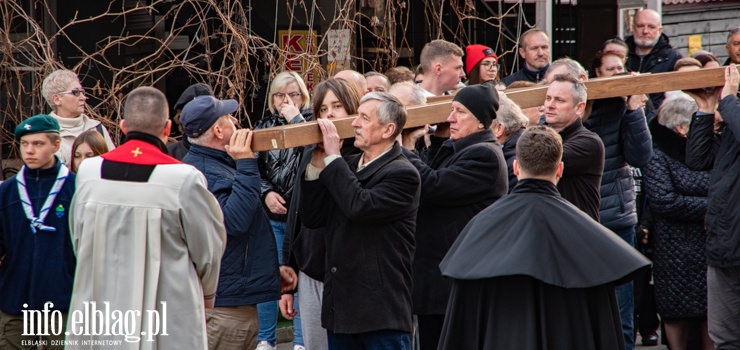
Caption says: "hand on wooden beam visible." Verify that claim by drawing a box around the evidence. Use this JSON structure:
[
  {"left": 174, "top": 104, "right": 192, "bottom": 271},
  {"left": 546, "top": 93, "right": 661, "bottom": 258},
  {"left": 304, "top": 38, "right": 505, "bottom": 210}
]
[{"left": 251, "top": 66, "right": 738, "bottom": 151}]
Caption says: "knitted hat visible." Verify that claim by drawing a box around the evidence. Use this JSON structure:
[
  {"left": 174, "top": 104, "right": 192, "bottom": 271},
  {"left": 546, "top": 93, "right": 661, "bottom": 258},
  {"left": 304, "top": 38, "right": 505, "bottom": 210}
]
[
  {"left": 453, "top": 84, "right": 499, "bottom": 129},
  {"left": 15, "top": 114, "right": 60, "bottom": 142},
  {"left": 174, "top": 83, "right": 214, "bottom": 111},
  {"left": 180, "top": 96, "right": 238, "bottom": 138},
  {"left": 465, "top": 44, "right": 498, "bottom": 76}
]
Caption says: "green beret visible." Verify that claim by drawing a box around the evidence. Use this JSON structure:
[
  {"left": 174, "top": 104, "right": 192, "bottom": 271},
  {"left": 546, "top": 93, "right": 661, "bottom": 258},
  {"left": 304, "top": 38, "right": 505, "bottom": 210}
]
[{"left": 15, "top": 114, "right": 61, "bottom": 142}]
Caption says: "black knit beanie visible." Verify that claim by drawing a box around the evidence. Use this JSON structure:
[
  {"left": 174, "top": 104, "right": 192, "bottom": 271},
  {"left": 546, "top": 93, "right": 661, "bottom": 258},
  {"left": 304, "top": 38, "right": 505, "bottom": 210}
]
[{"left": 453, "top": 84, "right": 499, "bottom": 129}]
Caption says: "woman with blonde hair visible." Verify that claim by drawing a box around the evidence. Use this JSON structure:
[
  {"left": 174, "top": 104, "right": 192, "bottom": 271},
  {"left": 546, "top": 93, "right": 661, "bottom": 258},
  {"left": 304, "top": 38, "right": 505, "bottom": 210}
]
[
  {"left": 254, "top": 71, "right": 312, "bottom": 350},
  {"left": 41, "top": 69, "right": 116, "bottom": 167}
]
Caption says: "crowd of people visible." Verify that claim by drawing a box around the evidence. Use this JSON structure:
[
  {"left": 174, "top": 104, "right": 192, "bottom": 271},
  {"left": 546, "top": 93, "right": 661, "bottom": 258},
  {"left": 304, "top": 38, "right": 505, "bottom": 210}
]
[{"left": 1, "top": 7, "right": 740, "bottom": 350}]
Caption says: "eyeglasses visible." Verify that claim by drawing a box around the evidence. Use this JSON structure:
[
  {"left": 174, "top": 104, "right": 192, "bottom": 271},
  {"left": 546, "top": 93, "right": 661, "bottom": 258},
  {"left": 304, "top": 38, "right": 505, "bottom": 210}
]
[
  {"left": 273, "top": 92, "right": 302, "bottom": 99},
  {"left": 58, "top": 89, "right": 86, "bottom": 97},
  {"left": 480, "top": 62, "right": 500, "bottom": 71}
]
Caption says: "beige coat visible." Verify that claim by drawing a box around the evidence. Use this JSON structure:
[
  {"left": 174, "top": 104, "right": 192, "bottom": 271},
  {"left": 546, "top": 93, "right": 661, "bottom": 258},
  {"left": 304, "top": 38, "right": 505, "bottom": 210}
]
[{"left": 67, "top": 156, "right": 226, "bottom": 349}]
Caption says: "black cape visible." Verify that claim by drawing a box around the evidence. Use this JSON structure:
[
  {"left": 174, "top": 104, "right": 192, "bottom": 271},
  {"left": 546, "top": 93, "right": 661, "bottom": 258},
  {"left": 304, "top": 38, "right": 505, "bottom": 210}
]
[{"left": 437, "top": 179, "right": 650, "bottom": 350}]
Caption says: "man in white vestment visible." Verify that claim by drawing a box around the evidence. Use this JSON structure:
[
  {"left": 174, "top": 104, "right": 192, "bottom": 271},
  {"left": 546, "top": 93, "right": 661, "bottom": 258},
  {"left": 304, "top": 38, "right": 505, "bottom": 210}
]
[{"left": 68, "top": 86, "right": 226, "bottom": 349}]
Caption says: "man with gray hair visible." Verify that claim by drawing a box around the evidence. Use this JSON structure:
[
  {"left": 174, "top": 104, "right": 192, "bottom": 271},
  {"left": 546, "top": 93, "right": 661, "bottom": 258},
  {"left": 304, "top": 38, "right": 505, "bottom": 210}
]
[
  {"left": 418, "top": 39, "right": 466, "bottom": 96},
  {"left": 492, "top": 93, "right": 529, "bottom": 191},
  {"left": 365, "top": 71, "right": 392, "bottom": 93},
  {"left": 299, "top": 92, "right": 420, "bottom": 349},
  {"left": 545, "top": 57, "right": 588, "bottom": 83},
  {"left": 544, "top": 74, "right": 604, "bottom": 221},
  {"left": 68, "top": 87, "right": 227, "bottom": 348},
  {"left": 726, "top": 27, "right": 740, "bottom": 65},
  {"left": 389, "top": 81, "right": 427, "bottom": 107},
  {"left": 180, "top": 96, "right": 284, "bottom": 349},
  {"left": 546, "top": 57, "right": 653, "bottom": 350}
]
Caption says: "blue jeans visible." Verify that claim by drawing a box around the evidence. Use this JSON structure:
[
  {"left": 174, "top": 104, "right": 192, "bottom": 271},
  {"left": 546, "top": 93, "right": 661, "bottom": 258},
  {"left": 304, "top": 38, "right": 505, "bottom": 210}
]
[
  {"left": 328, "top": 329, "right": 411, "bottom": 350},
  {"left": 257, "top": 219, "right": 304, "bottom": 346},
  {"left": 614, "top": 227, "right": 635, "bottom": 350}
]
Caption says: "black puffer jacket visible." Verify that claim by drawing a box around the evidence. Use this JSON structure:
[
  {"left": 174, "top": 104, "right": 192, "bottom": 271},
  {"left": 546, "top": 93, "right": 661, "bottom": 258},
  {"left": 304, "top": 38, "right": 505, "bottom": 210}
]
[
  {"left": 626, "top": 33, "right": 682, "bottom": 108},
  {"left": 686, "top": 96, "right": 740, "bottom": 268},
  {"left": 643, "top": 118, "right": 709, "bottom": 319},
  {"left": 254, "top": 110, "right": 312, "bottom": 221},
  {"left": 584, "top": 97, "right": 653, "bottom": 231}
]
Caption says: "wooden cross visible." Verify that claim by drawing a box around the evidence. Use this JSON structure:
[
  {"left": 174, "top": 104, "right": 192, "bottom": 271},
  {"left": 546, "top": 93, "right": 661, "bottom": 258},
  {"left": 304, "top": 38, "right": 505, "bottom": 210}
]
[{"left": 250, "top": 66, "right": 735, "bottom": 152}]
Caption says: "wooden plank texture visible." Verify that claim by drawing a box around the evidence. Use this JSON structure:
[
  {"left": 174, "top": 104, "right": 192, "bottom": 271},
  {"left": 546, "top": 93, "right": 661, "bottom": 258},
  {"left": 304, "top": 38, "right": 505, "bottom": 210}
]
[{"left": 252, "top": 66, "right": 732, "bottom": 151}]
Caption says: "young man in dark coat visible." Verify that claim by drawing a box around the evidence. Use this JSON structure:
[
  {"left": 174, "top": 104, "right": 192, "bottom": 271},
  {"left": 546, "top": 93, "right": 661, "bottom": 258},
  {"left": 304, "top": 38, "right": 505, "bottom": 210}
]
[
  {"left": 437, "top": 126, "right": 651, "bottom": 350},
  {"left": 685, "top": 64, "right": 740, "bottom": 349},
  {"left": 299, "top": 92, "right": 420, "bottom": 349},
  {"left": 401, "top": 84, "right": 508, "bottom": 349}
]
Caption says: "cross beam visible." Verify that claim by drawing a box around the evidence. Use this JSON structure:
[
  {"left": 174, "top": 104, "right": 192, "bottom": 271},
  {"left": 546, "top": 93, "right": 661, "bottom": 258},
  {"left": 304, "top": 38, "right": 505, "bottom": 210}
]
[{"left": 251, "top": 66, "right": 731, "bottom": 152}]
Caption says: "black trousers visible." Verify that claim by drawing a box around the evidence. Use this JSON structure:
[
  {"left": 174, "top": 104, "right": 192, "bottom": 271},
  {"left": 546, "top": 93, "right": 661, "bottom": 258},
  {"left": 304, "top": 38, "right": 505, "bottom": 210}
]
[{"left": 417, "top": 314, "right": 445, "bottom": 350}]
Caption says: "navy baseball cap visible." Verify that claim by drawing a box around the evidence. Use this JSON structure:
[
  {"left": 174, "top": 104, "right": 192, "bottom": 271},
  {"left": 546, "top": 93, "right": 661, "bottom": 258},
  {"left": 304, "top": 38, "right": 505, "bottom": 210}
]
[{"left": 180, "top": 96, "right": 238, "bottom": 138}]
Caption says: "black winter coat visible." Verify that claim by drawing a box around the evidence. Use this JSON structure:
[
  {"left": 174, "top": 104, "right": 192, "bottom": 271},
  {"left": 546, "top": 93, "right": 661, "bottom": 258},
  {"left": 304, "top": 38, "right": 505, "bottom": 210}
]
[
  {"left": 644, "top": 118, "right": 709, "bottom": 319},
  {"left": 403, "top": 130, "right": 508, "bottom": 315},
  {"left": 501, "top": 127, "right": 524, "bottom": 193},
  {"left": 686, "top": 96, "right": 740, "bottom": 268},
  {"left": 626, "top": 33, "right": 682, "bottom": 108},
  {"left": 584, "top": 97, "right": 653, "bottom": 230},
  {"left": 283, "top": 143, "right": 360, "bottom": 283},
  {"left": 300, "top": 143, "right": 420, "bottom": 334},
  {"left": 166, "top": 138, "right": 191, "bottom": 160},
  {"left": 283, "top": 145, "right": 325, "bottom": 282},
  {"left": 555, "top": 119, "right": 605, "bottom": 221},
  {"left": 254, "top": 110, "right": 311, "bottom": 221}
]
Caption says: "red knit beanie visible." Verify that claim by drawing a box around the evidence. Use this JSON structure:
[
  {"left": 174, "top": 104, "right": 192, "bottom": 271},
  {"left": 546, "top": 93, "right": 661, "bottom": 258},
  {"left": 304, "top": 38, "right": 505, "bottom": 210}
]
[{"left": 465, "top": 44, "right": 498, "bottom": 76}]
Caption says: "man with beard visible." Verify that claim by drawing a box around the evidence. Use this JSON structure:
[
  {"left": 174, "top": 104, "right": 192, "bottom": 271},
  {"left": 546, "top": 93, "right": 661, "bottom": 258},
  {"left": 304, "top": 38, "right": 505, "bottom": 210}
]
[
  {"left": 626, "top": 9, "right": 682, "bottom": 108},
  {"left": 437, "top": 126, "right": 650, "bottom": 350}
]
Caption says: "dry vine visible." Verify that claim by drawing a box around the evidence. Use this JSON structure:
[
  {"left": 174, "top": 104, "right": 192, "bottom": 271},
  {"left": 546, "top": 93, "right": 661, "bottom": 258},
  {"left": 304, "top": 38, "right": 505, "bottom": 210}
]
[{"left": 0, "top": 0, "right": 528, "bottom": 174}]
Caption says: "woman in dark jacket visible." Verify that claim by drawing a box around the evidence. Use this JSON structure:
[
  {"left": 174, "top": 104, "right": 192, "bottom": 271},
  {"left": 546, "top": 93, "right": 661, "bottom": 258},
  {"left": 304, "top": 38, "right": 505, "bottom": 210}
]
[
  {"left": 280, "top": 78, "right": 362, "bottom": 350},
  {"left": 254, "top": 71, "right": 312, "bottom": 349},
  {"left": 643, "top": 95, "right": 714, "bottom": 350}
]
